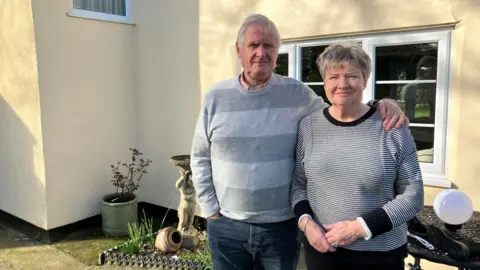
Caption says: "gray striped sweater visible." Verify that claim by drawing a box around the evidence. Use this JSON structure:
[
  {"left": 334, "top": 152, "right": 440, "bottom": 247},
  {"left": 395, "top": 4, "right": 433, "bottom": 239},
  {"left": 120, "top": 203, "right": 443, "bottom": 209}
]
[
  {"left": 190, "top": 74, "right": 325, "bottom": 223},
  {"left": 291, "top": 106, "right": 424, "bottom": 251}
]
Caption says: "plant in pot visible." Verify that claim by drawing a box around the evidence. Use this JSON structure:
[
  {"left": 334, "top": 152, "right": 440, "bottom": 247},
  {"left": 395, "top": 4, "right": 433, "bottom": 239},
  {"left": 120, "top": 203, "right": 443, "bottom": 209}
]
[{"left": 102, "top": 148, "right": 152, "bottom": 236}]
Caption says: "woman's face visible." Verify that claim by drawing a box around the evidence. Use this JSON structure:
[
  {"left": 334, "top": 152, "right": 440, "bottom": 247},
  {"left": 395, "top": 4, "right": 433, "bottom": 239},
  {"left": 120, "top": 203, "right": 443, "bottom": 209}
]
[{"left": 323, "top": 61, "right": 367, "bottom": 107}]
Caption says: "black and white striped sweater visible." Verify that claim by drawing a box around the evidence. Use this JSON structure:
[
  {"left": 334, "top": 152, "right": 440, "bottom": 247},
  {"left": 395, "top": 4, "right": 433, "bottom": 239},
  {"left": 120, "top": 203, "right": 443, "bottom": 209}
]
[{"left": 290, "top": 106, "right": 424, "bottom": 252}]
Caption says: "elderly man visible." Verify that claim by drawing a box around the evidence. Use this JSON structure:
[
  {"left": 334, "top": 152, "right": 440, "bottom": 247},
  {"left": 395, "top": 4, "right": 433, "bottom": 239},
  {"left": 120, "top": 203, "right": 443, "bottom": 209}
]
[{"left": 190, "top": 14, "right": 407, "bottom": 270}]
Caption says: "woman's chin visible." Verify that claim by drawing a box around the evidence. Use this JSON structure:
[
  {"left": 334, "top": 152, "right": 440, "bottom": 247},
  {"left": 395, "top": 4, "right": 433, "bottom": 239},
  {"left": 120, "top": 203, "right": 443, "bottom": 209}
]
[
  {"left": 332, "top": 100, "right": 351, "bottom": 107},
  {"left": 332, "top": 97, "right": 361, "bottom": 107}
]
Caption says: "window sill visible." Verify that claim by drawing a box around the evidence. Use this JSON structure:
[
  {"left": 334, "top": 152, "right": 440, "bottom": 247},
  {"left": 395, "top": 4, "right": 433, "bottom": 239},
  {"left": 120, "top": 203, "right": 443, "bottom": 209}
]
[
  {"left": 67, "top": 9, "right": 135, "bottom": 25},
  {"left": 422, "top": 173, "right": 451, "bottom": 188}
]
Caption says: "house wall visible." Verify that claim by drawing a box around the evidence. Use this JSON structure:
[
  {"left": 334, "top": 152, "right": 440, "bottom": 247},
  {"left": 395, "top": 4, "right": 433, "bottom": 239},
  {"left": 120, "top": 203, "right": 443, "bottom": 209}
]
[
  {"left": 6, "top": 0, "right": 201, "bottom": 229},
  {"left": 0, "top": 0, "right": 48, "bottom": 229},
  {"left": 199, "top": 1, "right": 480, "bottom": 269},
  {"left": 132, "top": 0, "right": 201, "bottom": 212},
  {"left": 31, "top": 0, "right": 136, "bottom": 229}
]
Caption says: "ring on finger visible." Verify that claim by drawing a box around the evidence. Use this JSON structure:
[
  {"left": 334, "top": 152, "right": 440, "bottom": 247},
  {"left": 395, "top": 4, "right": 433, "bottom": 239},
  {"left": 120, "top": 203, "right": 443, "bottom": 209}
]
[{"left": 332, "top": 242, "right": 338, "bottom": 248}]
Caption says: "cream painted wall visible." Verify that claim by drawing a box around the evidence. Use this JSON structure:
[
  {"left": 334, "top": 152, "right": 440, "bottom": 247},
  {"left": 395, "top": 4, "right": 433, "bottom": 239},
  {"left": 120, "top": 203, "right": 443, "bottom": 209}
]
[
  {"left": 447, "top": 1, "right": 480, "bottom": 213},
  {"left": 132, "top": 0, "right": 201, "bottom": 212},
  {"left": 3, "top": 0, "right": 199, "bottom": 229},
  {"left": 0, "top": 0, "right": 47, "bottom": 229},
  {"left": 31, "top": 0, "right": 136, "bottom": 229}
]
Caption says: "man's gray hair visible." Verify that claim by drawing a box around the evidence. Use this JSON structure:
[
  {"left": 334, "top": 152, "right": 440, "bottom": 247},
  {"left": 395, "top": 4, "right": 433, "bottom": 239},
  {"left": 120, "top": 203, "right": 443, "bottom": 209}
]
[
  {"left": 236, "top": 14, "right": 281, "bottom": 49},
  {"left": 316, "top": 43, "right": 372, "bottom": 81}
]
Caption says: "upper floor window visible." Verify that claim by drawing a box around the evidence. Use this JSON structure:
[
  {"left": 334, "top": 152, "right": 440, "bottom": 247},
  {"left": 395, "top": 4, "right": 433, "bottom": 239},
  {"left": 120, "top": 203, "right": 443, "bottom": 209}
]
[{"left": 69, "top": 0, "right": 132, "bottom": 24}]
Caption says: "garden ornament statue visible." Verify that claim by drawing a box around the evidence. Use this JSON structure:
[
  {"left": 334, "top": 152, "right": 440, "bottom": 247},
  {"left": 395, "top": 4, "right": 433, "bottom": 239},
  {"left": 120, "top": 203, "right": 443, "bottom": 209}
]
[{"left": 169, "top": 155, "right": 199, "bottom": 249}]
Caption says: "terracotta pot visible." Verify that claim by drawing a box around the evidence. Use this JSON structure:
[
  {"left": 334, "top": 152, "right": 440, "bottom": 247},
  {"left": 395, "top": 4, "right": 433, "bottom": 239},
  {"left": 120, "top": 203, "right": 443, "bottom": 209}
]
[{"left": 155, "top": 227, "right": 183, "bottom": 253}]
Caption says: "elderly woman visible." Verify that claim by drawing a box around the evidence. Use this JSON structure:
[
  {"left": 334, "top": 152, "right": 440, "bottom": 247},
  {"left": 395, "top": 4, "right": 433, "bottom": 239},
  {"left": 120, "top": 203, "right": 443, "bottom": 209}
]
[{"left": 290, "top": 43, "right": 424, "bottom": 270}]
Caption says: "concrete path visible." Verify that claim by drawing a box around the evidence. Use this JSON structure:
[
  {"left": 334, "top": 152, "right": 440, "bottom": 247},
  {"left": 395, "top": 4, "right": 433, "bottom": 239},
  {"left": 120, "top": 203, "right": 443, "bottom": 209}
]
[{"left": 0, "top": 222, "right": 140, "bottom": 270}]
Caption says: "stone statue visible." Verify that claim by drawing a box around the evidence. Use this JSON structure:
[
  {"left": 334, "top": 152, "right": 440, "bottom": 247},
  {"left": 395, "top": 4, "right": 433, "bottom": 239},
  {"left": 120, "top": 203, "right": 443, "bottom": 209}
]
[
  {"left": 175, "top": 168, "right": 197, "bottom": 234},
  {"left": 169, "top": 155, "right": 199, "bottom": 249}
]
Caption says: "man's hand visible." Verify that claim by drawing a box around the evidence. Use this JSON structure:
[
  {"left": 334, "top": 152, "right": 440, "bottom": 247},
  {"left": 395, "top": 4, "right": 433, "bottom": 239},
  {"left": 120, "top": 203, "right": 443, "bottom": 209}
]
[
  {"left": 300, "top": 217, "right": 335, "bottom": 253},
  {"left": 378, "top": 99, "right": 409, "bottom": 131},
  {"left": 324, "top": 220, "right": 367, "bottom": 248},
  {"left": 207, "top": 212, "right": 221, "bottom": 220}
]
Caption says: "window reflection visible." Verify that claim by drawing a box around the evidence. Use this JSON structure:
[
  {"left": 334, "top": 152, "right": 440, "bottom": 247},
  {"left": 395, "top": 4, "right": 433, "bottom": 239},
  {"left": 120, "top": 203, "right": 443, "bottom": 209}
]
[{"left": 274, "top": 53, "right": 289, "bottom": 76}]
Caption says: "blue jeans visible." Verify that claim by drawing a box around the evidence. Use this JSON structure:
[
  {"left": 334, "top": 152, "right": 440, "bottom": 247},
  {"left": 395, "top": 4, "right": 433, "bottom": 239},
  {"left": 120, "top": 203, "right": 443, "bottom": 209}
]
[{"left": 207, "top": 215, "right": 300, "bottom": 270}]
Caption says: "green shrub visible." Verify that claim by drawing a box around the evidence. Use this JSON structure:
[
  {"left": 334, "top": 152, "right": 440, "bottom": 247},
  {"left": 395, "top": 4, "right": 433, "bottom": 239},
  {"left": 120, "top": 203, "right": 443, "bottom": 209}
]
[{"left": 118, "top": 210, "right": 154, "bottom": 255}]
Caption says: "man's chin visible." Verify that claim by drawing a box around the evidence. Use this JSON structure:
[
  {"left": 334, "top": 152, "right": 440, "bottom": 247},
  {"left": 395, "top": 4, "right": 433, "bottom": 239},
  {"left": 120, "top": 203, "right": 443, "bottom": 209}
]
[{"left": 250, "top": 70, "right": 271, "bottom": 81}]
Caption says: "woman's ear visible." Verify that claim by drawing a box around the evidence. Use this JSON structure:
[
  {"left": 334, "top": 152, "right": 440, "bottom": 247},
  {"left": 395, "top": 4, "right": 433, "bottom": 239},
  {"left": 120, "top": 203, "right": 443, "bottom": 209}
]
[{"left": 363, "top": 74, "right": 369, "bottom": 89}]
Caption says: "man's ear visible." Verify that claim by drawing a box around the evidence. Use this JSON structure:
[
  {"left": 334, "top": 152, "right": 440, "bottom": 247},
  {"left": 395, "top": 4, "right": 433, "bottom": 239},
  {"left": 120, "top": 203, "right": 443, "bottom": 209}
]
[{"left": 235, "top": 42, "right": 241, "bottom": 58}]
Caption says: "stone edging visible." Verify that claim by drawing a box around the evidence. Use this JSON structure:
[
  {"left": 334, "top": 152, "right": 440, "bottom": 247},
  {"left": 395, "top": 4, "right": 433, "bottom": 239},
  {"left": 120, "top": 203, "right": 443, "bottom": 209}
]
[{"left": 98, "top": 232, "right": 207, "bottom": 269}]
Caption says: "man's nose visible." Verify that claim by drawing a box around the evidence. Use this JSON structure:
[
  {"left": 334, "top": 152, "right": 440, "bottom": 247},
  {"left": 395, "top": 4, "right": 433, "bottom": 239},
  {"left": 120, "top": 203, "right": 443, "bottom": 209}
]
[{"left": 255, "top": 45, "right": 267, "bottom": 57}]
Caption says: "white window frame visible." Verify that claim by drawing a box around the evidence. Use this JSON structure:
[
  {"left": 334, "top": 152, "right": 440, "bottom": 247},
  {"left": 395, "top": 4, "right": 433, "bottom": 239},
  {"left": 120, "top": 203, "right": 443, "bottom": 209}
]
[
  {"left": 68, "top": 0, "right": 134, "bottom": 25},
  {"left": 279, "top": 28, "right": 453, "bottom": 188},
  {"left": 278, "top": 45, "right": 296, "bottom": 78}
]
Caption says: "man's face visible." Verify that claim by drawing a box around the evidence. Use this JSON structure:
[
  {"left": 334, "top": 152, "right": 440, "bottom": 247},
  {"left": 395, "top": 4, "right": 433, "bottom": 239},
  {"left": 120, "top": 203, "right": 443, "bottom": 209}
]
[{"left": 237, "top": 25, "right": 278, "bottom": 82}]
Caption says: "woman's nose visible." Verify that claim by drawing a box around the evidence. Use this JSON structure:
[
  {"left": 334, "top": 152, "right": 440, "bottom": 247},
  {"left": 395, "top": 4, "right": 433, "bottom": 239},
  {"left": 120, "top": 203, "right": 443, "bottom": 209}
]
[{"left": 338, "top": 77, "right": 349, "bottom": 88}]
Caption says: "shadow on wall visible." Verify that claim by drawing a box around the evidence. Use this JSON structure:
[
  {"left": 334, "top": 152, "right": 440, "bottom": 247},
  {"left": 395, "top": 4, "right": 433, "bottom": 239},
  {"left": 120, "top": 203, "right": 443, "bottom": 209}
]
[{"left": 0, "top": 95, "right": 47, "bottom": 246}]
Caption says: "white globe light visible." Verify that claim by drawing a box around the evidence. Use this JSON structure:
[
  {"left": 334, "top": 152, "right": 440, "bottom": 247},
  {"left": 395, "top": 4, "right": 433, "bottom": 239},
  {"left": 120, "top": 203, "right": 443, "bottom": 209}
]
[{"left": 433, "top": 189, "right": 473, "bottom": 225}]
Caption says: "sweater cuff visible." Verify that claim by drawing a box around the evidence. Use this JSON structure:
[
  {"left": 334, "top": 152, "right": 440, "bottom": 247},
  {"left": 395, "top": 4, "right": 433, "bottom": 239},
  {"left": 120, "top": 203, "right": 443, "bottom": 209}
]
[
  {"left": 361, "top": 208, "right": 393, "bottom": 238},
  {"left": 293, "top": 200, "right": 314, "bottom": 222},
  {"left": 201, "top": 199, "right": 220, "bottom": 218},
  {"left": 367, "top": 100, "right": 379, "bottom": 107},
  {"left": 356, "top": 217, "right": 373, "bottom": 240}
]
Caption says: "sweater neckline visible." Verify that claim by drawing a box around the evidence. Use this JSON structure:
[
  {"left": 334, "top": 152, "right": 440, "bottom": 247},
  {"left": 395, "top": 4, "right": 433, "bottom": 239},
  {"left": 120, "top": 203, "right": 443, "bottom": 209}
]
[
  {"left": 323, "top": 105, "right": 377, "bottom": 126},
  {"left": 235, "top": 73, "right": 275, "bottom": 95}
]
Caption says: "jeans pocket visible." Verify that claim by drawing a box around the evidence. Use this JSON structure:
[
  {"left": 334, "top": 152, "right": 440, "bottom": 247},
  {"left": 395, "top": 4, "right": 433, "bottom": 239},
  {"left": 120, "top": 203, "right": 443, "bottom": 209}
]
[{"left": 207, "top": 214, "right": 225, "bottom": 223}]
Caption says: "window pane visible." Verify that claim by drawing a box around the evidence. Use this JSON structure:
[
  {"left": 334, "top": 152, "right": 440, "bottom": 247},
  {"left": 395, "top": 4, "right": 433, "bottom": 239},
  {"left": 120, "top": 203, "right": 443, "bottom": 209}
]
[
  {"left": 274, "top": 53, "right": 289, "bottom": 76},
  {"left": 374, "top": 82, "right": 435, "bottom": 163},
  {"left": 375, "top": 43, "right": 438, "bottom": 81},
  {"left": 374, "top": 42, "right": 440, "bottom": 164},
  {"left": 374, "top": 83, "right": 436, "bottom": 124},
  {"left": 301, "top": 46, "right": 329, "bottom": 82},
  {"left": 73, "top": 0, "right": 126, "bottom": 16},
  {"left": 308, "top": 85, "right": 331, "bottom": 105},
  {"left": 411, "top": 127, "right": 434, "bottom": 163}
]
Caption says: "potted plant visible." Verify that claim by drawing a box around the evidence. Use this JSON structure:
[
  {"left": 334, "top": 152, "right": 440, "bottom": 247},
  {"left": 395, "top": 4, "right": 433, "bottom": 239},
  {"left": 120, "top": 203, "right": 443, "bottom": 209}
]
[{"left": 102, "top": 148, "right": 152, "bottom": 236}]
